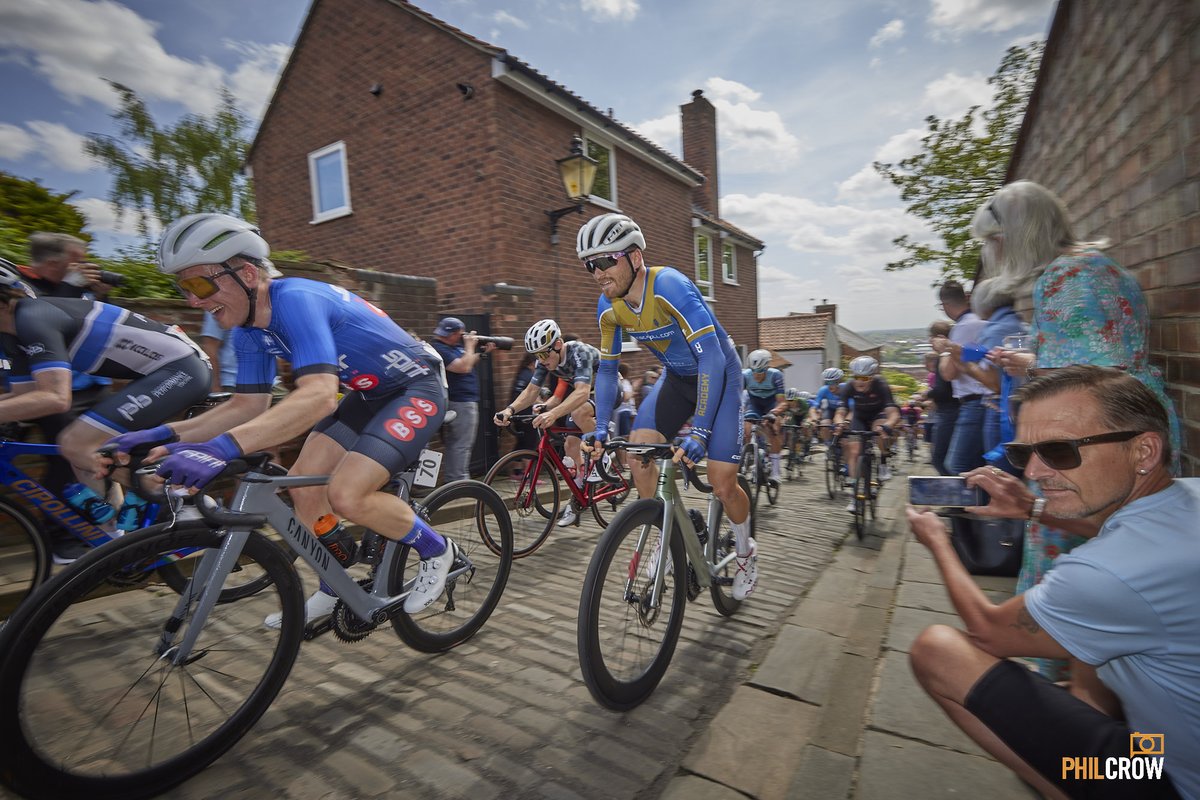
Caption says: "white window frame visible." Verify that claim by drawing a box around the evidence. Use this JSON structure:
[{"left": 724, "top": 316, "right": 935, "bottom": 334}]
[
  {"left": 583, "top": 133, "right": 618, "bottom": 210},
  {"left": 722, "top": 240, "right": 738, "bottom": 284},
  {"left": 695, "top": 232, "right": 714, "bottom": 301},
  {"left": 620, "top": 329, "right": 641, "bottom": 353},
  {"left": 308, "top": 141, "right": 352, "bottom": 224}
]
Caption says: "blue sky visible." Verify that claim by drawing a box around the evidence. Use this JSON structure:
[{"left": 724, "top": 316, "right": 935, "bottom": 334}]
[{"left": 0, "top": 0, "right": 1055, "bottom": 331}]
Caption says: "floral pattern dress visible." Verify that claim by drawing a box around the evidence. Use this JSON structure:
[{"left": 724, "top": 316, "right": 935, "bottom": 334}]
[{"left": 1018, "top": 249, "right": 1182, "bottom": 680}]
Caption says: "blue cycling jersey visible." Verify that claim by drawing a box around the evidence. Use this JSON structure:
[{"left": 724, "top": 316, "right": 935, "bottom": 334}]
[
  {"left": 595, "top": 266, "right": 738, "bottom": 435},
  {"left": 814, "top": 385, "right": 841, "bottom": 415},
  {"left": 743, "top": 367, "right": 784, "bottom": 399},
  {"left": 232, "top": 279, "right": 440, "bottom": 395}
]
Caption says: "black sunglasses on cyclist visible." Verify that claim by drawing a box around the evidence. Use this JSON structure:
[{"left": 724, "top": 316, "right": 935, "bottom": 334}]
[
  {"left": 1002, "top": 430, "right": 1144, "bottom": 471},
  {"left": 176, "top": 265, "right": 241, "bottom": 299},
  {"left": 583, "top": 251, "right": 627, "bottom": 274}
]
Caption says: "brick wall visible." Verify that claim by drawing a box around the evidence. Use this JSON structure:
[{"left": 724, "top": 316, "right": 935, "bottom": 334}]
[
  {"left": 1008, "top": 0, "right": 1200, "bottom": 475},
  {"left": 249, "top": 0, "right": 761, "bottom": 415}
]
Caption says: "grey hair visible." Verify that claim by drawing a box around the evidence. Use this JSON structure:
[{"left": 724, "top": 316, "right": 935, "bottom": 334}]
[
  {"left": 29, "top": 232, "right": 86, "bottom": 264},
  {"left": 970, "top": 180, "right": 1109, "bottom": 294},
  {"left": 970, "top": 277, "right": 1015, "bottom": 317}
]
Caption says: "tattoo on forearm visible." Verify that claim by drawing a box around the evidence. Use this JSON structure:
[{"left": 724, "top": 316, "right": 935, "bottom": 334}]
[{"left": 1011, "top": 608, "right": 1042, "bottom": 635}]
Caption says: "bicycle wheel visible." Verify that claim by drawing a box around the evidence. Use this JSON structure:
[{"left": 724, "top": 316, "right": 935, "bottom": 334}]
[
  {"left": 739, "top": 443, "right": 761, "bottom": 510},
  {"left": 157, "top": 527, "right": 296, "bottom": 602},
  {"left": 577, "top": 498, "right": 687, "bottom": 711},
  {"left": 588, "top": 475, "right": 632, "bottom": 529},
  {"left": 0, "top": 521, "right": 304, "bottom": 800},
  {"left": 824, "top": 447, "right": 838, "bottom": 499},
  {"left": 482, "top": 449, "right": 558, "bottom": 558},
  {"left": 853, "top": 458, "right": 869, "bottom": 541},
  {"left": 765, "top": 462, "right": 780, "bottom": 506},
  {"left": 0, "top": 499, "right": 49, "bottom": 620},
  {"left": 709, "top": 474, "right": 754, "bottom": 617},
  {"left": 390, "top": 480, "right": 513, "bottom": 653}
]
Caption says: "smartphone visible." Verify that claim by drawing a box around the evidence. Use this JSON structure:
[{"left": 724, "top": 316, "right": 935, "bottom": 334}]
[{"left": 908, "top": 476, "right": 983, "bottom": 507}]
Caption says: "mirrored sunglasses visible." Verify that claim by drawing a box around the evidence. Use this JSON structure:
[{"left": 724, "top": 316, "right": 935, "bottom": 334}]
[
  {"left": 533, "top": 347, "right": 557, "bottom": 362},
  {"left": 584, "top": 251, "right": 627, "bottom": 274},
  {"left": 176, "top": 266, "right": 238, "bottom": 299},
  {"left": 1003, "top": 430, "right": 1143, "bottom": 471}
]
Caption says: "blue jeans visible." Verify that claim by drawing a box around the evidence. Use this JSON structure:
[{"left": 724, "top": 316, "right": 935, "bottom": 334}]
[
  {"left": 442, "top": 399, "right": 479, "bottom": 482},
  {"left": 932, "top": 401, "right": 959, "bottom": 476},
  {"left": 946, "top": 397, "right": 986, "bottom": 476}
]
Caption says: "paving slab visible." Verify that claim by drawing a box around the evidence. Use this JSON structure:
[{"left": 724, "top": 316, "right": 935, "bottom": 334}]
[
  {"left": 811, "top": 652, "right": 877, "bottom": 757},
  {"left": 787, "top": 596, "right": 858, "bottom": 637},
  {"left": 660, "top": 774, "right": 749, "bottom": 800},
  {"left": 682, "top": 685, "right": 820, "bottom": 800},
  {"left": 856, "top": 731, "right": 1034, "bottom": 800},
  {"left": 785, "top": 744, "right": 856, "bottom": 800},
  {"left": 896, "top": 581, "right": 955, "bottom": 614},
  {"left": 751, "top": 625, "right": 842, "bottom": 704},
  {"left": 868, "top": 650, "right": 989, "bottom": 757},
  {"left": 886, "top": 606, "right": 961, "bottom": 654}
]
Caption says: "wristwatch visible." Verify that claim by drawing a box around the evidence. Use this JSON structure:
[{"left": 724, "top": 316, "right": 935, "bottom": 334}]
[{"left": 1028, "top": 497, "right": 1046, "bottom": 523}]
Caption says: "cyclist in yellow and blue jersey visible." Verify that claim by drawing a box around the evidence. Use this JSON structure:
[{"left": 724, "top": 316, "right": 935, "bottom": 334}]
[{"left": 579, "top": 213, "right": 757, "bottom": 600}]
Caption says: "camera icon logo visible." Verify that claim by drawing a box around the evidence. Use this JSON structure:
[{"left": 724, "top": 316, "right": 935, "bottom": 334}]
[{"left": 1129, "top": 732, "right": 1164, "bottom": 757}]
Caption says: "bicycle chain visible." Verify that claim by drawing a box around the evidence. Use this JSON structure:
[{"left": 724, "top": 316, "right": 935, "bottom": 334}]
[{"left": 331, "top": 578, "right": 379, "bottom": 643}]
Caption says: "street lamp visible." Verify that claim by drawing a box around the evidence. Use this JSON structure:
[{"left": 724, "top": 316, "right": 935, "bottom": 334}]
[{"left": 545, "top": 136, "right": 599, "bottom": 244}]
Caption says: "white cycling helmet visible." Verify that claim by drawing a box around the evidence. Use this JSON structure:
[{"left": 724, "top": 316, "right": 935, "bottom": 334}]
[
  {"left": 798, "top": 391, "right": 813, "bottom": 402},
  {"left": 576, "top": 213, "right": 646, "bottom": 261},
  {"left": 785, "top": 387, "right": 800, "bottom": 400},
  {"left": 158, "top": 213, "right": 271, "bottom": 275},
  {"left": 0, "top": 260, "right": 36, "bottom": 299},
  {"left": 524, "top": 319, "right": 562, "bottom": 354},
  {"left": 821, "top": 367, "right": 844, "bottom": 382},
  {"left": 849, "top": 355, "right": 879, "bottom": 377},
  {"left": 747, "top": 349, "right": 771, "bottom": 371}
]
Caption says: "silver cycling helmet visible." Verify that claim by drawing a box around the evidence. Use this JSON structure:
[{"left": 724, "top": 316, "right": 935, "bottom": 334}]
[
  {"left": 849, "top": 355, "right": 879, "bottom": 377},
  {"left": 0, "top": 260, "right": 36, "bottom": 299},
  {"left": 785, "top": 387, "right": 800, "bottom": 401},
  {"left": 158, "top": 213, "right": 273, "bottom": 275},
  {"left": 798, "top": 391, "right": 813, "bottom": 402},
  {"left": 821, "top": 367, "right": 844, "bottom": 383},
  {"left": 524, "top": 319, "right": 562, "bottom": 354},
  {"left": 747, "top": 349, "right": 771, "bottom": 371},
  {"left": 576, "top": 213, "right": 646, "bottom": 261}
]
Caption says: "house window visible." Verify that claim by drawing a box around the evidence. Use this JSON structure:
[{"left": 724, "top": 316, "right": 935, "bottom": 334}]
[
  {"left": 695, "top": 233, "right": 713, "bottom": 300},
  {"left": 620, "top": 328, "right": 640, "bottom": 353},
  {"left": 308, "top": 141, "right": 352, "bottom": 223},
  {"left": 585, "top": 136, "right": 616, "bottom": 206},
  {"left": 722, "top": 242, "right": 737, "bottom": 284}
]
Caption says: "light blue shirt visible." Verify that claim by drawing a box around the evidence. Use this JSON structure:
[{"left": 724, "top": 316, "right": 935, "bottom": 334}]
[
  {"left": 948, "top": 310, "right": 989, "bottom": 398},
  {"left": 1026, "top": 479, "right": 1200, "bottom": 797},
  {"left": 200, "top": 312, "right": 237, "bottom": 389}
]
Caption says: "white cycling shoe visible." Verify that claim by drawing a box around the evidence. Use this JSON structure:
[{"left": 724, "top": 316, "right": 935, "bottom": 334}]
[
  {"left": 404, "top": 539, "right": 457, "bottom": 614},
  {"left": 732, "top": 538, "right": 758, "bottom": 600},
  {"left": 264, "top": 589, "right": 338, "bottom": 629}
]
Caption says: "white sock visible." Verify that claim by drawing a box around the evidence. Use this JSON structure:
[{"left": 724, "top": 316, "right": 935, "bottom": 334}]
[
  {"left": 771, "top": 453, "right": 781, "bottom": 473},
  {"left": 731, "top": 517, "right": 752, "bottom": 557}
]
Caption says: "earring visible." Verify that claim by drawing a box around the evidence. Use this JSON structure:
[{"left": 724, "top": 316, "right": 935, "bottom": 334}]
[{"left": 1137, "top": 468, "right": 1147, "bottom": 475}]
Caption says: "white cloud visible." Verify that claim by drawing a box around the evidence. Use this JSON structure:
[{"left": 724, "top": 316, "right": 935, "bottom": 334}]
[
  {"left": 0, "top": 0, "right": 291, "bottom": 119},
  {"left": 922, "top": 71, "right": 992, "bottom": 117},
  {"left": 869, "top": 20, "right": 905, "bottom": 49},
  {"left": 722, "top": 192, "right": 928, "bottom": 256},
  {"left": 0, "top": 123, "right": 36, "bottom": 160},
  {"left": 581, "top": 0, "right": 639, "bottom": 22},
  {"left": 492, "top": 10, "right": 529, "bottom": 29},
  {"left": 705, "top": 77, "right": 761, "bottom": 104},
  {"left": 70, "top": 197, "right": 156, "bottom": 237},
  {"left": 629, "top": 113, "right": 679, "bottom": 156},
  {"left": 836, "top": 127, "right": 924, "bottom": 201},
  {"left": 929, "top": 0, "right": 1053, "bottom": 37},
  {"left": 25, "top": 121, "right": 98, "bottom": 173},
  {"left": 223, "top": 41, "right": 292, "bottom": 123}
]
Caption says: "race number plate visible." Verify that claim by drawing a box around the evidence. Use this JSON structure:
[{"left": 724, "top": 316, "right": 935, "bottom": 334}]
[{"left": 414, "top": 449, "right": 443, "bottom": 487}]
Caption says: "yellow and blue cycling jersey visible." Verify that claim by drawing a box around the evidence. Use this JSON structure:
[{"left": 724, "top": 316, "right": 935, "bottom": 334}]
[{"left": 594, "top": 266, "right": 742, "bottom": 461}]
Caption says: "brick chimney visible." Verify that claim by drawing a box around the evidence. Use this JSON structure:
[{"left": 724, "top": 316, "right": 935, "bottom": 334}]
[
  {"left": 681, "top": 89, "right": 718, "bottom": 216},
  {"left": 815, "top": 300, "right": 837, "bottom": 323}
]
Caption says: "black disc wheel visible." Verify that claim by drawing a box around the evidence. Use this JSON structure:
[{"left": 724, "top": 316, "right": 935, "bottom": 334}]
[
  {"left": 577, "top": 499, "right": 687, "bottom": 711},
  {"left": 0, "top": 522, "right": 304, "bottom": 800},
  {"left": 482, "top": 450, "right": 558, "bottom": 558},
  {"left": 390, "top": 480, "right": 513, "bottom": 653},
  {"left": 0, "top": 499, "right": 49, "bottom": 621}
]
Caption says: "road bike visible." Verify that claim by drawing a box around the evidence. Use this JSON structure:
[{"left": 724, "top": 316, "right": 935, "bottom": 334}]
[
  {"left": 903, "top": 423, "right": 919, "bottom": 462},
  {"left": 483, "top": 414, "right": 631, "bottom": 557},
  {"left": 846, "top": 430, "right": 881, "bottom": 541},
  {"left": 577, "top": 441, "right": 753, "bottom": 710},
  {"left": 821, "top": 423, "right": 846, "bottom": 500},
  {"left": 0, "top": 450, "right": 513, "bottom": 800},
  {"left": 780, "top": 421, "right": 811, "bottom": 481},
  {"left": 739, "top": 414, "right": 779, "bottom": 508}
]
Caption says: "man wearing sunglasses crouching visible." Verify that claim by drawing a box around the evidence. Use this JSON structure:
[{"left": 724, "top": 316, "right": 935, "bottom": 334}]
[
  {"left": 906, "top": 365, "right": 1196, "bottom": 798},
  {"left": 108, "top": 213, "right": 457, "bottom": 627}
]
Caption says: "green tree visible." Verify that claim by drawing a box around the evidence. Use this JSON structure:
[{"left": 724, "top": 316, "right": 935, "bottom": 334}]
[
  {"left": 0, "top": 172, "right": 89, "bottom": 249},
  {"left": 874, "top": 41, "right": 1044, "bottom": 282},
  {"left": 85, "top": 81, "right": 254, "bottom": 234}
]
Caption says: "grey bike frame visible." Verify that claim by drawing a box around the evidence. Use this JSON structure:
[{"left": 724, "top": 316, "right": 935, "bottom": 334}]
[
  {"left": 640, "top": 456, "right": 737, "bottom": 610},
  {"left": 161, "top": 469, "right": 469, "bottom": 665}
]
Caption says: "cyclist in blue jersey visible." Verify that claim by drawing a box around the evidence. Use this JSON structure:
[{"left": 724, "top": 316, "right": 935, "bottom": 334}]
[
  {"left": 106, "top": 213, "right": 456, "bottom": 625},
  {"left": 742, "top": 349, "right": 787, "bottom": 482},
  {"left": 810, "top": 367, "right": 845, "bottom": 447},
  {"left": 578, "top": 213, "right": 757, "bottom": 600}
]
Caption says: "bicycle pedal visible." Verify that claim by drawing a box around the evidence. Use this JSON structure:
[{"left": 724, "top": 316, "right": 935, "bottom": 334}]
[{"left": 303, "top": 615, "right": 334, "bottom": 641}]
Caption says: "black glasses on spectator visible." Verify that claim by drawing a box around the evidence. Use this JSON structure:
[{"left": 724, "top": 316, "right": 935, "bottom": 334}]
[
  {"left": 1002, "top": 431, "right": 1144, "bottom": 471},
  {"left": 584, "top": 252, "right": 627, "bottom": 274}
]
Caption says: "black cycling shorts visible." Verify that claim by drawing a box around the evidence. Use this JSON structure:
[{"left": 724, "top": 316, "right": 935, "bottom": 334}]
[
  {"left": 81, "top": 355, "right": 211, "bottom": 436},
  {"left": 965, "top": 659, "right": 1181, "bottom": 799},
  {"left": 313, "top": 375, "right": 447, "bottom": 477}
]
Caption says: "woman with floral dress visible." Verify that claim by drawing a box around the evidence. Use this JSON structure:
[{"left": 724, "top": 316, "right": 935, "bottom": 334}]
[{"left": 970, "top": 180, "right": 1181, "bottom": 680}]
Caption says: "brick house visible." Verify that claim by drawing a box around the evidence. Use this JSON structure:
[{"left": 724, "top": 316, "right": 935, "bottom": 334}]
[
  {"left": 246, "top": 0, "right": 763, "bottom": 471},
  {"left": 1001, "top": 0, "right": 1199, "bottom": 475},
  {"left": 758, "top": 313, "right": 839, "bottom": 391}
]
